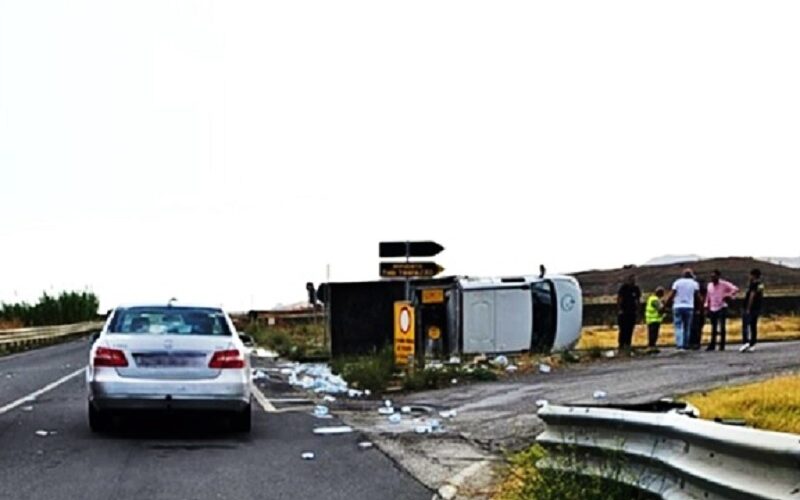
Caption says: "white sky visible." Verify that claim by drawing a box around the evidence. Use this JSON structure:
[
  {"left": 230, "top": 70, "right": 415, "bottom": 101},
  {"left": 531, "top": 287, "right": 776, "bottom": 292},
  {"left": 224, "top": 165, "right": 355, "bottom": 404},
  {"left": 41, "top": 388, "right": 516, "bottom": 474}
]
[{"left": 2, "top": 1, "right": 798, "bottom": 311}]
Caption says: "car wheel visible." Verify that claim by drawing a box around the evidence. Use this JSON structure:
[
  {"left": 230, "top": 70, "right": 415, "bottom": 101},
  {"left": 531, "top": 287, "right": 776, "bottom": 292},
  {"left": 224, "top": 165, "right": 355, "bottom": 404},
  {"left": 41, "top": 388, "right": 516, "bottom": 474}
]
[
  {"left": 232, "top": 403, "right": 252, "bottom": 433},
  {"left": 88, "top": 402, "right": 111, "bottom": 433}
]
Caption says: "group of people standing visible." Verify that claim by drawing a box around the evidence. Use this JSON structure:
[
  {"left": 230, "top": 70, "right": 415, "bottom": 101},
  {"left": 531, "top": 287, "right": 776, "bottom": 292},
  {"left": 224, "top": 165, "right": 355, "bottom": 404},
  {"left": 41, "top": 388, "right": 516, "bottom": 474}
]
[{"left": 617, "top": 268, "right": 765, "bottom": 352}]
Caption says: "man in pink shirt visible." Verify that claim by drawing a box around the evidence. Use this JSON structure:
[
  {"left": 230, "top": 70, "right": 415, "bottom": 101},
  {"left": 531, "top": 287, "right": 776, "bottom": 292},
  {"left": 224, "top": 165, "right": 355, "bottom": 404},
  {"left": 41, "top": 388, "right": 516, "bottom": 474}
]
[{"left": 705, "top": 269, "right": 739, "bottom": 351}]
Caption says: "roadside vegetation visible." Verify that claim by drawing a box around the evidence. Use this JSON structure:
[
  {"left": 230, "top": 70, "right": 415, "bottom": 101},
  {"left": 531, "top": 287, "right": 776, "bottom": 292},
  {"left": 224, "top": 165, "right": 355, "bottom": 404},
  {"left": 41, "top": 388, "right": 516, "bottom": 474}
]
[
  {"left": 244, "top": 321, "right": 328, "bottom": 360},
  {"left": 685, "top": 374, "right": 800, "bottom": 434},
  {"left": 494, "top": 445, "right": 657, "bottom": 500},
  {"left": 0, "top": 291, "right": 100, "bottom": 328},
  {"left": 578, "top": 315, "right": 800, "bottom": 350}
]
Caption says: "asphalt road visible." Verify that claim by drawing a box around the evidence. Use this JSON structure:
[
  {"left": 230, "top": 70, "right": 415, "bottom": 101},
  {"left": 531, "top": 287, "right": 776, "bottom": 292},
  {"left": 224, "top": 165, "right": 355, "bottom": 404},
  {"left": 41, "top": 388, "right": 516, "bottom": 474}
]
[{"left": 0, "top": 338, "right": 430, "bottom": 500}]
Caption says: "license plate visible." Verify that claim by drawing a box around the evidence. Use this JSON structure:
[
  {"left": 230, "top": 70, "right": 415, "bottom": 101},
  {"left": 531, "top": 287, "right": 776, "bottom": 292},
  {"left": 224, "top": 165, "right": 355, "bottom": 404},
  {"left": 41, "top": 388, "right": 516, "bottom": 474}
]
[{"left": 134, "top": 352, "right": 205, "bottom": 368}]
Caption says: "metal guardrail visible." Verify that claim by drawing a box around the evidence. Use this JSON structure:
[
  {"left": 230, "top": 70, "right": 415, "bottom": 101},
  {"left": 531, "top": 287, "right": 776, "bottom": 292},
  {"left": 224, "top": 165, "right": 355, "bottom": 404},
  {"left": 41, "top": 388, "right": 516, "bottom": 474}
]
[
  {"left": 0, "top": 321, "right": 103, "bottom": 348},
  {"left": 536, "top": 404, "right": 800, "bottom": 500}
]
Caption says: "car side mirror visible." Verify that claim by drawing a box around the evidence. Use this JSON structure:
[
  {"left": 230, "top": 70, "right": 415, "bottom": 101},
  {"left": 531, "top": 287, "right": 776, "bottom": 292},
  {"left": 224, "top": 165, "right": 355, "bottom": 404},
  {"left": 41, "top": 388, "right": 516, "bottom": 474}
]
[{"left": 239, "top": 333, "right": 254, "bottom": 345}]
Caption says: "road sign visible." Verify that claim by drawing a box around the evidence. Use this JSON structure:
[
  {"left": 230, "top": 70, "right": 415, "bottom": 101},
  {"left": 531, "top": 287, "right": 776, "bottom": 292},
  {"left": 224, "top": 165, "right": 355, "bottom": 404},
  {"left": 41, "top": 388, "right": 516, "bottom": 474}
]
[
  {"left": 379, "top": 241, "right": 444, "bottom": 258},
  {"left": 421, "top": 288, "right": 445, "bottom": 304},
  {"left": 380, "top": 262, "right": 445, "bottom": 278},
  {"left": 394, "top": 301, "right": 415, "bottom": 366},
  {"left": 427, "top": 325, "right": 441, "bottom": 341}
]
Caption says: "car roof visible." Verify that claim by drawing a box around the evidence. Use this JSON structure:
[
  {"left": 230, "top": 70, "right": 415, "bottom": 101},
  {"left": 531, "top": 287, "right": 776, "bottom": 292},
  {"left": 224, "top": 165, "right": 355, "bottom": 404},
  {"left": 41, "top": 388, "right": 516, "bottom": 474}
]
[{"left": 112, "top": 303, "right": 227, "bottom": 311}]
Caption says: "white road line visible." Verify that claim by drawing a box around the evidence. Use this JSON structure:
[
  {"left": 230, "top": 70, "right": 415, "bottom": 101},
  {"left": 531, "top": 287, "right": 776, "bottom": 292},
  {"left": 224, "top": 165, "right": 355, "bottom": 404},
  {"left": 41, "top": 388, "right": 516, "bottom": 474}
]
[
  {"left": 0, "top": 367, "right": 85, "bottom": 416},
  {"left": 251, "top": 383, "right": 277, "bottom": 413}
]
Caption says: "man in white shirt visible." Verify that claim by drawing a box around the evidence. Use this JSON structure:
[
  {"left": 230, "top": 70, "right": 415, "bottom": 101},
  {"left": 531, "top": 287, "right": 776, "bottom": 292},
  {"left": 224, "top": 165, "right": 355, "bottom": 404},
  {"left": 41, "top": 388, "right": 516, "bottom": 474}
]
[{"left": 663, "top": 269, "right": 701, "bottom": 350}]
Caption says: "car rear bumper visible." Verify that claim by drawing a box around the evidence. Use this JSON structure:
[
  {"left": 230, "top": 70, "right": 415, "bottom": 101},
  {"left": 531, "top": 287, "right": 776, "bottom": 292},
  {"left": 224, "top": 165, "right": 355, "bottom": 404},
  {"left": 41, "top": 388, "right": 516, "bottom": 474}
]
[{"left": 88, "top": 369, "right": 251, "bottom": 412}]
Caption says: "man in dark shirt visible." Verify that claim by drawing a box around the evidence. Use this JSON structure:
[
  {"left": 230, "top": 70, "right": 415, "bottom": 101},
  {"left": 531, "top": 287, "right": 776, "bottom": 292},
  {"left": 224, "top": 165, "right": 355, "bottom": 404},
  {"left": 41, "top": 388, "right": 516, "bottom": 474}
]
[
  {"left": 740, "top": 268, "right": 765, "bottom": 353},
  {"left": 617, "top": 274, "right": 641, "bottom": 350}
]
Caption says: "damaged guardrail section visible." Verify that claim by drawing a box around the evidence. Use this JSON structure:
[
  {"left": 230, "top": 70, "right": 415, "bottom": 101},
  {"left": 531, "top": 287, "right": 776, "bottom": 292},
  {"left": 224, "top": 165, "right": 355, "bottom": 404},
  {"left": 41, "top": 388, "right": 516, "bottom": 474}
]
[
  {"left": 536, "top": 404, "right": 800, "bottom": 500},
  {"left": 0, "top": 321, "right": 103, "bottom": 351}
]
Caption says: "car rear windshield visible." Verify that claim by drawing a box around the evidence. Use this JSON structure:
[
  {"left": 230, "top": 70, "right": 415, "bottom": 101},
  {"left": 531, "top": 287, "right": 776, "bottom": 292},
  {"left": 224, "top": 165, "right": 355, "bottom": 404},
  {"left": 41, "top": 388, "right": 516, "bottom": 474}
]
[{"left": 108, "top": 307, "right": 232, "bottom": 336}]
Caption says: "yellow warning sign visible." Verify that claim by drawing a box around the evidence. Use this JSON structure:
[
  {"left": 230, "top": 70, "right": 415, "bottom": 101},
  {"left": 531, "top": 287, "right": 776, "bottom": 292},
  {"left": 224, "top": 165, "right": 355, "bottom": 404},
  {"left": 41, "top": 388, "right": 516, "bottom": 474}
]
[
  {"left": 421, "top": 289, "right": 445, "bottom": 304},
  {"left": 394, "top": 301, "right": 415, "bottom": 366},
  {"left": 427, "top": 325, "right": 441, "bottom": 341}
]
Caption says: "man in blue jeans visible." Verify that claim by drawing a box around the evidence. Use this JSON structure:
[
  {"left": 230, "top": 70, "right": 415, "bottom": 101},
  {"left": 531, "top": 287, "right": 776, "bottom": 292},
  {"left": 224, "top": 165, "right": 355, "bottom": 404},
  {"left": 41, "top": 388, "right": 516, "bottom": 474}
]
[{"left": 664, "top": 269, "right": 700, "bottom": 350}]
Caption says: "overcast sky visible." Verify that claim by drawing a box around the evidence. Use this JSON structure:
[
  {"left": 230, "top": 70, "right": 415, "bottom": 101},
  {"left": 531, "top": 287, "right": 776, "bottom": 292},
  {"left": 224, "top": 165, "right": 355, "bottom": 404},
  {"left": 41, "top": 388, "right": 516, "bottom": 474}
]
[{"left": 2, "top": 1, "right": 798, "bottom": 311}]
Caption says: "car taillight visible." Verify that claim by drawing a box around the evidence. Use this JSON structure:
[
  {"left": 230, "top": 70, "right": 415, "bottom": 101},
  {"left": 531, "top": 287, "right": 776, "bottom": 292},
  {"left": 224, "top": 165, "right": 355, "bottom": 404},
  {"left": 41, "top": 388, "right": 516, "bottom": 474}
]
[
  {"left": 94, "top": 347, "right": 128, "bottom": 367},
  {"left": 209, "top": 349, "right": 245, "bottom": 369}
]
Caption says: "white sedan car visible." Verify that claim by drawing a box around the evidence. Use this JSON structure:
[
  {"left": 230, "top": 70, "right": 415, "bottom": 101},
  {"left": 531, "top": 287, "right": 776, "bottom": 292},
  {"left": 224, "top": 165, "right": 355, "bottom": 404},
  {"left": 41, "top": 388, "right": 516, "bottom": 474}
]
[{"left": 86, "top": 304, "right": 252, "bottom": 432}]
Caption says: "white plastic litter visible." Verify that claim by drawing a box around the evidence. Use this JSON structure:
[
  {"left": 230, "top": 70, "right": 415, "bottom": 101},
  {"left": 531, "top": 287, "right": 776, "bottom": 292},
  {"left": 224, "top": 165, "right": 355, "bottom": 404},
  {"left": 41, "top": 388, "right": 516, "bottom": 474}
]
[
  {"left": 384, "top": 400, "right": 392, "bottom": 408},
  {"left": 378, "top": 407, "right": 395, "bottom": 416},
  {"left": 603, "top": 350, "right": 616, "bottom": 358},
  {"left": 415, "top": 425, "right": 430, "bottom": 434},
  {"left": 323, "top": 395, "right": 336, "bottom": 403},
  {"left": 358, "top": 441, "right": 374, "bottom": 450},
  {"left": 301, "top": 452, "right": 315, "bottom": 460},
  {"left": 401, "top": 406, "right": 412, "bottom": 414},
  {"left": 21, "top": 406, "right": 34, "bottom": 412},
  {"left": 535, "top": 399, "right": 549, "bottom": 408},
  {"left": 313, "top": 405, "right": 330, "bottom": 418},
  {"left": 448, "top": 356, "right": 461, "bottom": 364},
  {"left": 253, "top": 348, "right": 279, "bottom": 359},
  {"left": 388, "top": 414, "right": 402, "bottom": 424},
  {"left": 429, "top": 419, "right": 442, "bottom": 430},
  {"left": 506, "top": 365, "right": 519, "bottom": 373},
  {"left": 252, "top": 369, "right": 269, "bottom": 381},
  {"left": 313, "top": 426, "right": 353, "bottom": 435},
  {"left": 538, "top": 363, "right": 552, "bottom": 374},
  {"left": 286, "top": 363, "right": 352, "bottom": 395},
  {"left": 593, "top": 390, "right": 608, "bottom": 400},
  {"left": 35, "top": 430, "right": 49, "bottom": 437},
  {"left": 450, "top": 378, "right": 458, "bottom": 385},
  {"left": 439, "top": 410, "right": 457, "bottom": 419},
  {"left": 364, "top": 390, "right": 371, "bottom": 397},
  {"left": 491, "top": 355, "right": 509, "bottom": 368}
]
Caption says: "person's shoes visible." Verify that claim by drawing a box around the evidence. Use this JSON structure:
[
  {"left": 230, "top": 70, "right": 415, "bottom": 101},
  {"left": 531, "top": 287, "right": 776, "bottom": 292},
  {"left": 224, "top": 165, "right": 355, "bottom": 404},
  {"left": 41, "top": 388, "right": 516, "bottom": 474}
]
[
  {"left": 705, "top": 345, "right": 716, "bottom": 351},
  {"left": 739, "top": 344, "right": 750, "bottom": 353},
  {"left": 719, "top": 346, "right": 725, "bottom": 351},
  {"left": 747, "top": 344, "right": 756, "bottom": 352}
]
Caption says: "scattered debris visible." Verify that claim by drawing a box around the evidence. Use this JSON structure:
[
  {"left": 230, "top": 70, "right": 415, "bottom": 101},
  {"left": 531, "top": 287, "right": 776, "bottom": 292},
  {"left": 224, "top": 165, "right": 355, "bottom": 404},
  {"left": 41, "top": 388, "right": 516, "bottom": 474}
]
[
  {"left": 364, "top": 390, "right": 371, "bottom": 397},
  {"left": 535, "top": 399, "right": 549, "bottom": 408},
  {"left": 505, "top": 365, "right": 519, "bottom": 373},
  {"left": 287, "top": 364, "right": 352, "bottom": 395},
  {"left": 301, "top": 452, "right": 315, "bottom": 460},
  {"left": 538, "top": 363, "right": 552, "bottom": 374},
  {"left": 358, "top": 441, "right": 374, "bottom": 450},
  {"left": 313, "top": 426, "right": 353, "bottom": 435},
  {"left": 252, "top": 369, "right": 269, "bottom": 381},
  {"left": 450, "top": 378, "right": 458, "bottom": 385},
  {"left": 378, "top": 407, "right": 395, "bottom": 416},
  {"left": 448, "top": 356, "right": 461, "bottom": 364},
  {"left": 603, "top": 350, "right": 616, "bottom": 359},
  {"left": 401, "top": 406, "right": 412, "bottom": 414},
  {"left": 472, "top": 354, "right": 488, "bottom": 364},
  {"left": 593, "top": 390, "right": 608, "bottom": 400},
  {"left": 35, "top": 430, "right": 49, "bottom": 437},
  {"left": 388, "top": 414, "right": 402, "bottom": 424},
  {"left": 253, "top": 348, "right": 279, "bottom": 359},
  {"left": 415, "top": 425, "right": 430, "bottom": 434},
  {"left": 491, "top": 355, "right": 509, "bottom": 368},
  {"left": 21, "top": 406, "right": 34, "bottom": 412},
  {"left": 439, "top": 409, "right": 457, "bottom": 419},
  {"left": 313, "top": 405, "right": 330, "bottom": 418},
  {"left": 384, "top": 400, "right": 392, "bottom": 408}
]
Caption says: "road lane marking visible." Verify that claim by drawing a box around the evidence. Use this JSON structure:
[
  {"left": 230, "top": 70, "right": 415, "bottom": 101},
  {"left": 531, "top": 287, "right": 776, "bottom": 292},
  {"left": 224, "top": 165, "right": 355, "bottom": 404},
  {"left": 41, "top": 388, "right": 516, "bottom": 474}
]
[
  {"left": 251, "top": 383, "right": 277, "bottom": 413},
  {"left": 0, "top": 367, "right": 85, "bottom": 416}
]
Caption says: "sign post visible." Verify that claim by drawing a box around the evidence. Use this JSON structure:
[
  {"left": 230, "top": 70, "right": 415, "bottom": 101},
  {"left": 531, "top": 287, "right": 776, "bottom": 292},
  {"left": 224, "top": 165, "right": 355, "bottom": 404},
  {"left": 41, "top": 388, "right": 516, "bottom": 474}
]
[{"left": 394, "top": 301, "right": 415, "bottom": 366}]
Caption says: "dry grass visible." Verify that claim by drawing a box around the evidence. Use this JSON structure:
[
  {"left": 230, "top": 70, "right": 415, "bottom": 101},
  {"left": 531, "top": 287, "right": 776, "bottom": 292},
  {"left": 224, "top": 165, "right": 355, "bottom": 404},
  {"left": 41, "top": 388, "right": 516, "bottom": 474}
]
[
  {"left": 578, "top": 315, "right": 800, "bottom": 350},
  {"left": 684, "top": 374, "right": 800, "bottom": 434}
]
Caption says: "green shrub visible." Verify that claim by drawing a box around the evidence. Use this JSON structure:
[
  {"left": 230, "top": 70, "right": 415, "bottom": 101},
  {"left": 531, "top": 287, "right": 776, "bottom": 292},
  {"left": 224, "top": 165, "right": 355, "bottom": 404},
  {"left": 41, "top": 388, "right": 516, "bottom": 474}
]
[
  {"left": 331, "top": 348, "right": 395, "bottom": 394},
  {"left": 0, "top": 290, "right": 100, "bottom": 327}
]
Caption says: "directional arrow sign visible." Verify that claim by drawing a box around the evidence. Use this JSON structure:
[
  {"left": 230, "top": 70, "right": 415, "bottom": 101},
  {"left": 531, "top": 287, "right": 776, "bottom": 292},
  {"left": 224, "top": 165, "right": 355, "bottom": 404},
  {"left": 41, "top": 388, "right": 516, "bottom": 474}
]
[
  {"left": 380, "top": 262, "right": 445, "bottom": 278},
  {"left": 379, "top": 241, "right": 444, "bottom": 258}
]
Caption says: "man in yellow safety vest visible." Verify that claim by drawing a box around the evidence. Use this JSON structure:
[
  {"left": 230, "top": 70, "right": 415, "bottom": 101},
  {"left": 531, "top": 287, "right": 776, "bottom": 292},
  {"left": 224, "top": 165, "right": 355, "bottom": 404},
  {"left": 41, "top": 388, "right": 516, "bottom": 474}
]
[{"left": 645, "top": 287, "right": 666, "bottom": 348}]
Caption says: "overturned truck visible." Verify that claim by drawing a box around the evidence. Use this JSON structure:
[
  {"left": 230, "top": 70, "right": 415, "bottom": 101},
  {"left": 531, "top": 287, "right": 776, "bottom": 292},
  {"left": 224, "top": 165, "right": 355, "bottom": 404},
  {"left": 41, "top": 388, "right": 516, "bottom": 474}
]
[{"left": 318, "top": 275, "right": 582, "bottom": 358}]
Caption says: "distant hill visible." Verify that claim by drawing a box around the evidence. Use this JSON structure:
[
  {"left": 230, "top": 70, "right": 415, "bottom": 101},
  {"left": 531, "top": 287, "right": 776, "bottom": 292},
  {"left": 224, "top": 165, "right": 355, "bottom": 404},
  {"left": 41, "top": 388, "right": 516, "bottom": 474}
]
[
  {"left": 644, "top": 254, "right": 703, "bottom": 266},
  {"left": 573, "top": 257, "right": 800, "bottom": 299},
  {"left": 760, "top": 257, "right": 800, "bottom": 269}
]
